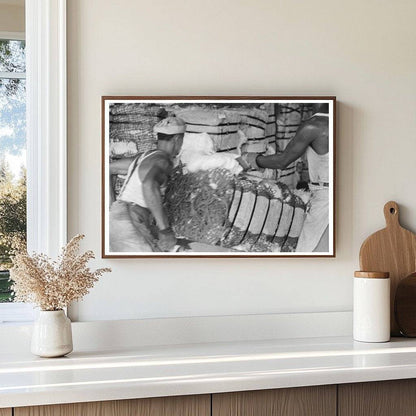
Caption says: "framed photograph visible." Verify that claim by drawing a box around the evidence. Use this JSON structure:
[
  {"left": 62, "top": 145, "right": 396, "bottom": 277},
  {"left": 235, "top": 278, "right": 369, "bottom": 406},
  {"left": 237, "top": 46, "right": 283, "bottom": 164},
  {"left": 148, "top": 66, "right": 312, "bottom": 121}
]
[{"left": 102, "top": 96, "right": 336, "bottom": 258}]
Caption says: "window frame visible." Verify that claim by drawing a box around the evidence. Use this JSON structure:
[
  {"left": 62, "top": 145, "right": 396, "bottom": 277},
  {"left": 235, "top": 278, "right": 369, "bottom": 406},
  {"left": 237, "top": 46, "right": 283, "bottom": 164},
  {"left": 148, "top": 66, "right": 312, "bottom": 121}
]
[
  {"left": 0, "top": 31, "right": 24, "bottom": 41},
  {"left": 0, "top": 31, "right": 25, "bottom": 79},
  {"left": 0, "top": 0, "right": 67, "bottom": 323}
]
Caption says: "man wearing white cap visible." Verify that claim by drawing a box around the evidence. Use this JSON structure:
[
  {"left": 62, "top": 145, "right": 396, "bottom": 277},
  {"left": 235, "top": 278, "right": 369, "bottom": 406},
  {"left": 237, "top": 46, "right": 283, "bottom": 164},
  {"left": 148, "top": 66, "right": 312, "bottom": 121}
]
[{"left": 109, "top": 117, "right": 185, "bottom": 252}]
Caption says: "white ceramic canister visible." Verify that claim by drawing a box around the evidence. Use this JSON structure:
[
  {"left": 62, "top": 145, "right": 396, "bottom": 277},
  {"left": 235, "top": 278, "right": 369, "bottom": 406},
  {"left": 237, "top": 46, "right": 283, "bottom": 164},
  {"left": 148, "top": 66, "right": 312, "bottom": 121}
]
[
  {"left": 353, "top": 271, "right": 390, "bottom": 343},
  {"left": 31, "top": 310, "right": 73, "bottom": 357}
]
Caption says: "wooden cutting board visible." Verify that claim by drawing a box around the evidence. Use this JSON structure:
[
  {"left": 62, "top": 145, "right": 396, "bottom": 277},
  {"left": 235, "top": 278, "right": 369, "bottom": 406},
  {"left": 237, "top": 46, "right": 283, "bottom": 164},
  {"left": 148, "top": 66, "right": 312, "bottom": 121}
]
[
  {"left": 359, "top": 201, "right": 416, "bottom": 336},
  {"left": 395, "top": 272, "right": 416, "bottom": 337}
]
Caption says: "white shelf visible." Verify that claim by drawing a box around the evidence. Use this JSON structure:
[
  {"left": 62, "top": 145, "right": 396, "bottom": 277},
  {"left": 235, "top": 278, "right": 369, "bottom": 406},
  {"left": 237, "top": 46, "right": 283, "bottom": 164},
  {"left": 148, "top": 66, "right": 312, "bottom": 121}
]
[{"left": 2, "top": 335, "right": 416, "bottom": 408}]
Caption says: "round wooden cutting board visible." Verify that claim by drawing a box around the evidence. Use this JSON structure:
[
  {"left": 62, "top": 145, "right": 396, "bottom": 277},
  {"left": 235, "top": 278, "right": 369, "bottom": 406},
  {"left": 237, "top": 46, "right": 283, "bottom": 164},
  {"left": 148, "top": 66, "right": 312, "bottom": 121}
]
[{"left": 359, "top": 201, "right": 416, "bottom": 336}]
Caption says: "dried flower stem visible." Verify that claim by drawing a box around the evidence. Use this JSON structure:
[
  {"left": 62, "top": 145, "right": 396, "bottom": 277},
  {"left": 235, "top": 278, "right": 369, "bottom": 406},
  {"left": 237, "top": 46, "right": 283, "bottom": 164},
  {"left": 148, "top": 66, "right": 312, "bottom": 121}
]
[{"left": 10, "top": 235, "right": 111, "bottom": 310}]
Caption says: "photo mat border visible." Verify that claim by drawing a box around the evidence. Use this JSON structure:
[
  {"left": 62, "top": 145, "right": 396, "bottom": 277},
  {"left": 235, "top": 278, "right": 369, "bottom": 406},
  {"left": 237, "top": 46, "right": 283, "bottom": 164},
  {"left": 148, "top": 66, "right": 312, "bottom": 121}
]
[{"left": 101, "top": 96, "right": 336, "bottom": 259}]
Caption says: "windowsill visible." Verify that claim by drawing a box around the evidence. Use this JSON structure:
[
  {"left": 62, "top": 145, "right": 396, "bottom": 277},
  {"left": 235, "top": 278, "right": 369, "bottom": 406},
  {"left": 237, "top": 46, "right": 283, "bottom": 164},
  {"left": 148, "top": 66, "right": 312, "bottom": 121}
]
[{"left": 0, "top": 302, "right": 35, "bottom": 324}]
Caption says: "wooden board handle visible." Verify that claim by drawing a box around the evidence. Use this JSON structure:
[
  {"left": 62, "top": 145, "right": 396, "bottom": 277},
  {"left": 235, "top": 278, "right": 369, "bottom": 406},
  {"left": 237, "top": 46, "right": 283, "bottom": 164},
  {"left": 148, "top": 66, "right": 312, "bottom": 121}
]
[{"left": 384, "top": 201, "right": 400, "bottom": 228}]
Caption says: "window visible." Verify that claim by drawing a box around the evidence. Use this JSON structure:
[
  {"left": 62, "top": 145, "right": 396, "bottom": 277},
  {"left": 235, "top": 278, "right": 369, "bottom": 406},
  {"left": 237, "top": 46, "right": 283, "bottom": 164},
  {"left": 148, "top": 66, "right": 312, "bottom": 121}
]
[
  {"left": 0, "top": 0, "right": 67, "bottom": 324},
  {"left": 0, "top": 34, "right": 26, "bottom": 305}
]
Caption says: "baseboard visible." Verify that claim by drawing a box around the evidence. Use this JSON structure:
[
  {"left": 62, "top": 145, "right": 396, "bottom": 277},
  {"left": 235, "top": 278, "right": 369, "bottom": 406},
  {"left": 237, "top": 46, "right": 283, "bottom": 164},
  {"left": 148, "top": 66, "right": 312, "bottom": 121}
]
[{"left": 0, "top": 311, "right": 352, "bottom": 353}]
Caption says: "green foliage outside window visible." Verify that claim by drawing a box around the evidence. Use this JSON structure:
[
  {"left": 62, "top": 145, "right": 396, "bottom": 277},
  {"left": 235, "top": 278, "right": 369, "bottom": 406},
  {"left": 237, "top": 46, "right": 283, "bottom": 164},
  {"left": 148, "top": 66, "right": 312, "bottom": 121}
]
[
  {"left": 0, "top": 39, "right": 27, "bottom": 302},
  {"left": 0, "top": 160, "right": 26, "bottom": 302}
]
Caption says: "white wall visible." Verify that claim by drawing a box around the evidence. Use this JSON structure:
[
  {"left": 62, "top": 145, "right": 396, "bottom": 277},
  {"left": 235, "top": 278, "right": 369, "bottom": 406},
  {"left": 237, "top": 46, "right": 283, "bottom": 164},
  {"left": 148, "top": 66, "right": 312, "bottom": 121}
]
[{"left": 67, "top": 0, "right": 416, "bottom": 322}]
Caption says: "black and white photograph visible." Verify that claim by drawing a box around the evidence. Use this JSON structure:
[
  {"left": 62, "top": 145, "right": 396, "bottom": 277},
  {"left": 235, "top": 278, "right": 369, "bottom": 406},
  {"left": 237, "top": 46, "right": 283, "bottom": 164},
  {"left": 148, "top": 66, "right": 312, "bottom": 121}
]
[{"left": 102, "top": 97, "right": 335, "bottom": 257}]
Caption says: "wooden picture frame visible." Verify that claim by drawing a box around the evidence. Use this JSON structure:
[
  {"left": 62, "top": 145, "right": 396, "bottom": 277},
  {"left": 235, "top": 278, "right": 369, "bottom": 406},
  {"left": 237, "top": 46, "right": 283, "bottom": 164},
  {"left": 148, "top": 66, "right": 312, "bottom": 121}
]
[{"left": 102, "top": 96, "right": 336, "bottom": 258}]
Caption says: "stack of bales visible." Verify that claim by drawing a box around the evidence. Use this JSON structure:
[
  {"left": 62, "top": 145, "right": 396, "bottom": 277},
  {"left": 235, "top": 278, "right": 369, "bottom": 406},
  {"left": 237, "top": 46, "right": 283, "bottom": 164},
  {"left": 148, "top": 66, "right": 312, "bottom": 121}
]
[
  {"left": 275, "top": 104, "right": 301, "bottom": 188},
  {"left": 264, "top": 103, "right": 277, "bottom": 147},
  {"left": 109, "top": 103, "right": 167, "bottom": 157},
  {"left": 110, "top": 103, "right": 167, "bottom": 197},
  {"left": 261, "top": 103, "right": 278, "bottom": 181},
  {"left": 275, "top": 103, "right": 314, "bottom": 188},
  {"left": 221, "top": 177, "right": 307, "bottom": 252},
  {"left": 175, "top": 108, "right": 243, "bottom": 153},
  {"left": 237, "top": 108, "right": 269, "bottom": 154},
  {"left": 165, "top": 168, "right": 307, "bottom": 252},
  {"left": 175, "top": 106, "right": 273, "bottom": 155},
  {"left": 175, "top": 106, "right": 280, "bottom": 181}
]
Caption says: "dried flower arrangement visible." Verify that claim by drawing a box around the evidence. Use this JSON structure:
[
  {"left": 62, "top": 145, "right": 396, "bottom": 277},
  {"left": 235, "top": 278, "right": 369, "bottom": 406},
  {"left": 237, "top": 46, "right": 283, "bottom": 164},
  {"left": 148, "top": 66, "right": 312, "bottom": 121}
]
[{"left": 10, "top": 234, "right": 111, "bottom": 311}]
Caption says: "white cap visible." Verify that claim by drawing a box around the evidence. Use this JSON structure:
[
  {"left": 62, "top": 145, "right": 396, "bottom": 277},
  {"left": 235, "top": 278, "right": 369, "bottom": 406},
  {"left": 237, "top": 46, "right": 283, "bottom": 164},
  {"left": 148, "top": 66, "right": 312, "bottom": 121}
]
[{"left": 154, "top": 117, "right": 186, "bottom": 135}]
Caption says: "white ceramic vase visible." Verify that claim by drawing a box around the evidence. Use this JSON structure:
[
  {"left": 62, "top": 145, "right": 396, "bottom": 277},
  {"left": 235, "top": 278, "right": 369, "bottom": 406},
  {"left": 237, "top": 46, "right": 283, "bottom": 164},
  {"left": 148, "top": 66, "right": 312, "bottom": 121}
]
[{"left": 31, "top": 310, "right": 73, "bottom": 358}]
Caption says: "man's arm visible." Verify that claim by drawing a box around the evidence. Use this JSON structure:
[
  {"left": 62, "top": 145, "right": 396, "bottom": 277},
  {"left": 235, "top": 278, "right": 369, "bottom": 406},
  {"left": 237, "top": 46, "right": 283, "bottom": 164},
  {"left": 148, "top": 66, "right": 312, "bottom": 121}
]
[
  {"left": 109, "top": 156, "right": 136, "bottom": 175},
  {"left": 256, "top": 124, "right": 318, "bottom": 169},
  {"left": 141, "top": 157, "right": 172, "bottom": 230},
  {"left": 109, "top": 156, "right": 136, "bottom": 204}
]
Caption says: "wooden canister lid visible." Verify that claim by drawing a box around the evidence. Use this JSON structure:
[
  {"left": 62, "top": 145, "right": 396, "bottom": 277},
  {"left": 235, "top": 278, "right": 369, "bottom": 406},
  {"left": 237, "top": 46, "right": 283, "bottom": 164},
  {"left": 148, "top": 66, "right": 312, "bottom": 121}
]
[{"left": 354, "top": 271, "right": 390, "bottom": 279}]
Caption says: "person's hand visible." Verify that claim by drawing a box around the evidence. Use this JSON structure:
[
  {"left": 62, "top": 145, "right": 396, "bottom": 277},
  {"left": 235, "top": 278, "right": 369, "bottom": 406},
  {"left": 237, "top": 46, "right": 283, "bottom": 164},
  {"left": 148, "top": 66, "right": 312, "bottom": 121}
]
[
  {"left": 175, "top": 238, "right": 191, "bottom": 252},
  {"left": 240, "top": 152, "right": 261, "bottom": 170},
  {"left": 158, "top": 227, "right": 177, "bottom": 252},
  {"left": 235, "top": 156, "right": 251, "bottom": 171}
]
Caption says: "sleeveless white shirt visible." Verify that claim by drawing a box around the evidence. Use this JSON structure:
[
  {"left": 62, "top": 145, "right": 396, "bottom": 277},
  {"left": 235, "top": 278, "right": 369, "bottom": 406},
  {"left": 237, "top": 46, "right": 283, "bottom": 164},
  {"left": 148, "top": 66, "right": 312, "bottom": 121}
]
[
  {"left": 118, "top": 150, "right": 165, "bottom": 208},
  {"left": 306, "top": 113, "right": 329, "bottom": 183}
]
